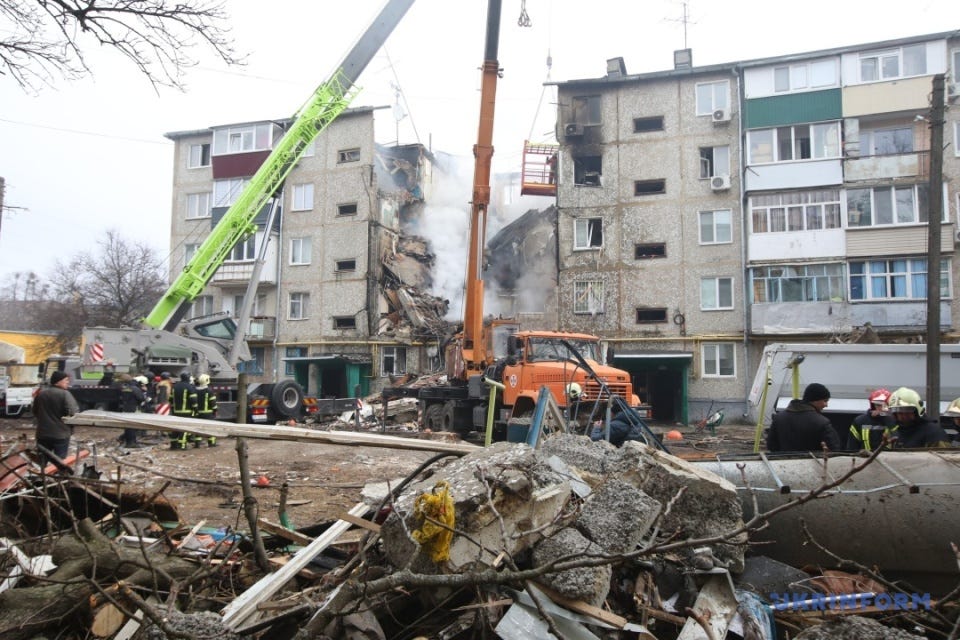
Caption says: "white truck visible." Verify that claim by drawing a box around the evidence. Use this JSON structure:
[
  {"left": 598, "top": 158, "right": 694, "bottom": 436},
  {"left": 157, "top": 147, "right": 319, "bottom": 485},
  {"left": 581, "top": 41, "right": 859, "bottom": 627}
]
[
  {"left": 748, "top": 342, "right": 960, "bottom": 429},
  {"left": 0, "top": 363, "right": 42, "bottom": 417}
]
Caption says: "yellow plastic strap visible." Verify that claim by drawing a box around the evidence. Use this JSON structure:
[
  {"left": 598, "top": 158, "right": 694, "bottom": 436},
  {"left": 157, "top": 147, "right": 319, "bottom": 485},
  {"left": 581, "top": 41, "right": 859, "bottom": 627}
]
[{"left": 411, "top": 480, "right": 455, "bottom": 563}]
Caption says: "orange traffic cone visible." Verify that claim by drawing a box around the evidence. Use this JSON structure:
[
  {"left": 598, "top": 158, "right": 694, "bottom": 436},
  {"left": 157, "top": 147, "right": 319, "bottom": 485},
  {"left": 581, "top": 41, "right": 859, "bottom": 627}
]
[{"left": 256, "top": 474, "right": 270, "bottom": 487}]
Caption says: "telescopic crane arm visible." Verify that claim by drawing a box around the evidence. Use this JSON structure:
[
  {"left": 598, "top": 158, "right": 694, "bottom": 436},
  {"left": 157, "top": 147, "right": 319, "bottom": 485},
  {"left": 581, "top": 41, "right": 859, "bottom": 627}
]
[
  {"left": 145, "top": 0, "right": 415, "bottom": 332},
  {"left": 461, "top": 0, "right": 502, "bottom": 375}
]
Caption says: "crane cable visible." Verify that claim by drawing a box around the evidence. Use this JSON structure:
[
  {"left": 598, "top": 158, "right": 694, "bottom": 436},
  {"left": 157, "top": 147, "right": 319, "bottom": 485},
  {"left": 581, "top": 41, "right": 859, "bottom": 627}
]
[{"left": 524, "top": 2, "right": 555, "bottom": 143}]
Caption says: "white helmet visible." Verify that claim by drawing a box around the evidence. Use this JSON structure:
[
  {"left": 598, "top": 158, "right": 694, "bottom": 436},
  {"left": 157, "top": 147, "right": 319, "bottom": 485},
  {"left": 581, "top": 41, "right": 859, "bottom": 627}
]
[
  {"left": 134, "top": 375, "right": 149, "bottom": 386},
  {"left": 565, "top": 382, "right": 582, "bottom": 400},
  {"left": 196, "top": 373, "right": 211, "bottom": 386}
]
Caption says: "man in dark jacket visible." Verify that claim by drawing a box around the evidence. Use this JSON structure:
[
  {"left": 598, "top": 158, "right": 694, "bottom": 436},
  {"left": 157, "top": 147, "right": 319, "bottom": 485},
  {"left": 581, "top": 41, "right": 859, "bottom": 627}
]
[
  {"left": 33, "top": 370, "right": 80, "bottom": 466},
  {"left": 118, "top": 374, "right": 146, "bottom": 448},
  {"left": 767, "top": 382, "right": 842, "bottom": 453}
]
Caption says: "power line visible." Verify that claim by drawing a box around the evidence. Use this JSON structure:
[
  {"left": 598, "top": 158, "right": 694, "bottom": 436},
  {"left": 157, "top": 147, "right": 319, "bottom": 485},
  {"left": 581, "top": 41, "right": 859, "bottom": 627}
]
[{"left": 0, "top": 117, "right": 169, "bottom": 145}]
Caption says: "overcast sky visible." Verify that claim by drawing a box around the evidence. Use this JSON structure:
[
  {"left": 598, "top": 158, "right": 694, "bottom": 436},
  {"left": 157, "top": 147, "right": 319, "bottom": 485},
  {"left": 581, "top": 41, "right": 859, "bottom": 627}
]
[{"left": 1, "top": 0, "right": 957, "bottom": 290}]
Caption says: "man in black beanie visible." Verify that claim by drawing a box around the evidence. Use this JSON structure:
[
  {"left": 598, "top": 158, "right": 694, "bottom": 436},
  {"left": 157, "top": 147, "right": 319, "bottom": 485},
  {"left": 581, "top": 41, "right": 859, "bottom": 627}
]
[
  {"left": 767, "top": 382, "right": 842, "bottom": 452},
  {"left": 34, "top": 370, "right": 80, "bottom": 466}
]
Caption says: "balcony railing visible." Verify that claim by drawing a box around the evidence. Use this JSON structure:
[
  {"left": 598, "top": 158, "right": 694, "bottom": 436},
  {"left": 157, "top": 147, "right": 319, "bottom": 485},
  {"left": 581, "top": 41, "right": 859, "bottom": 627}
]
[{"left": 244, "top": 316, "right": 276, "bottom": 340}]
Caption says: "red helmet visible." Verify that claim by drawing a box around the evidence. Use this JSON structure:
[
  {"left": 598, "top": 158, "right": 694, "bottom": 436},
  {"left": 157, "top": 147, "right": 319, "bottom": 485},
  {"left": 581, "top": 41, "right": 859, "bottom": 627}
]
[{"left": 869, "top": 388, "right": 891, "bottom": 411}]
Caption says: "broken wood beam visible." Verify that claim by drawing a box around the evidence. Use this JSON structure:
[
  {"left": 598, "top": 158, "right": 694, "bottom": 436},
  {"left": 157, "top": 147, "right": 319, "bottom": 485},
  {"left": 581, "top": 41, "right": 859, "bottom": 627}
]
[{"left": 257, "top": 519, "right": 314, "bottom": 547}]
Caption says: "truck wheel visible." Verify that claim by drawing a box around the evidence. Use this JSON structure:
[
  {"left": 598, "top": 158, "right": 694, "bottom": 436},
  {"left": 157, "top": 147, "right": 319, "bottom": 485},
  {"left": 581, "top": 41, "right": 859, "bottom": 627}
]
[
  {"left": 271, "top": 380, "right": 304, "bottom": 418},
  {"left": 442, "top": 402, "right": 471, "bottom": 435},
  {"left": 423, "top": 403, "right": 444, "bottom": 431}
]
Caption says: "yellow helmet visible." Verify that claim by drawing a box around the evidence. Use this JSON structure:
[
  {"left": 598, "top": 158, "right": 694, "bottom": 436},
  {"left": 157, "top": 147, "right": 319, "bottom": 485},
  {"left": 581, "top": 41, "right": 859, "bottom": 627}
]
[
  {"left": 944, "top": 397, "right": 960, "bottom": 417},
  {"left": 888, "top": 387, "right": 924, "bottom": 416}
]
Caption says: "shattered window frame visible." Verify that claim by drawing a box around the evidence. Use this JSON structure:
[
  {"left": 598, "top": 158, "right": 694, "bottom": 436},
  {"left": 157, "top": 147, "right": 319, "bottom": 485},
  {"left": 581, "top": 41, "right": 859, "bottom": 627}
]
[
  {"left": 381, "top": 346, "right": 407, "bottom": 377},
  {"left": 702, "top": 342, "right": 735, "bottom": 377},
  {"left": 570, "top": 95, "right": 601, "bottom": 125},
  {"left": 573, "top": 217, "right": 603, "bottom": 250},
  {"left": 338, "top": 147, "right": 361, "bottom": 163},
  {"left": 573, "top": 280, "right": 605, "bottom": 315},
  {"left": 288, "top": 292, "right": 309, "bottom": 320}
]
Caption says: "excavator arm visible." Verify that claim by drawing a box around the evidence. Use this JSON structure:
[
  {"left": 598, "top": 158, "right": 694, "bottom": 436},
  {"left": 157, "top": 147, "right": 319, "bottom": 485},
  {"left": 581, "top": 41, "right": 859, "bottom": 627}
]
[{"left": 146, "top": 0, "right": 415, "bottom": 332}]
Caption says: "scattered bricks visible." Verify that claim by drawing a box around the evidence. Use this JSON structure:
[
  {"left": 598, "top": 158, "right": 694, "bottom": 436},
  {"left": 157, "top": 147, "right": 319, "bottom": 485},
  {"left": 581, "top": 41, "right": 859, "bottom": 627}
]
[
  {"left": 613, "top": 441, "right": 746, "bottom": 572},
  {"left": 532, "top": 527, "right": 611, "bottom": 606},
  {"left": 380, "top": 442, "right": 573, "bottom": 572},
  {"left": 540, "top": 432, "right": 616, "bottom": 485},
  {"left": 576, "top": 478, "right": 661, "bottom": 555}
]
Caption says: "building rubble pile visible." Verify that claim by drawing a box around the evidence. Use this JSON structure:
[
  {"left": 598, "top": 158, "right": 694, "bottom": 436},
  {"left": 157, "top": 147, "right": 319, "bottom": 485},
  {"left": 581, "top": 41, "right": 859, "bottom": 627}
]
[{"left": 2, "top": 429, "right": 949, "bottom": 640}]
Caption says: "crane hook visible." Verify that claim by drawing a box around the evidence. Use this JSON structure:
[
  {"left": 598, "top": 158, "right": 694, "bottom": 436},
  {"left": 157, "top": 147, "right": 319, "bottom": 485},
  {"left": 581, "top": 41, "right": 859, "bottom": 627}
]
[{"left": 518, "top": 0, "right": 532, "bottom": 27}]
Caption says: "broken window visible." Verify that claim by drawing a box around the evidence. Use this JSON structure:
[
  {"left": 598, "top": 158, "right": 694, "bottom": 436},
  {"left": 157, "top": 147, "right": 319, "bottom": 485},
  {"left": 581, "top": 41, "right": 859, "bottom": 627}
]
[
  {"left": 285, "top": 346, "right": 306, "bottom": 376},
  {"left": 338, "top": 148, "right": 361, "bottom": 163},
  {"left": 570, "top": 95, "right": 601, "bottom": 125},
  {"left": 702, "top": 343, "right": 735, "bottom": 377},
  {"left": 289, "top": 292, "right": 309, "bottom": 320},
  {"left": 633, "top": 116, "right": 664, "bottom": 133},
  {"left": 335, "top": 258, "right": 357, "bottom": 272},
  {"left": 634, "top": 179, "right": 666, "bottom": 196},
  {"left": 292, "top": 183, "right": 314, "bottom": 211},
  {"left": 338, "top": 203, "right": 358, "bottom": 217},
  {"left": 636, "top": 307, "right": 668, "bottom": 324},
  {"left": 333, "top": 316, "right": 357, "bottom": 330},
  {"left": 634, "top": 243, "right": 666, "bottom": 259},
  {"left": 573, "top": 280, "right": 605, "bottom": 315},
  {"left": 573, "top": 156, "right": 602, "bottom": 186},
  {"left": 574, "top": 218, "right": 603, "bottom": 250},
  {"left": 381, "top": 346, "right": 407, "bottom": 376},
  {"left": 699, "top": 146, "right": 730, "bottom": 179},
  {"left": 188, "top": 143, "right": 210, "bottom": 168}
]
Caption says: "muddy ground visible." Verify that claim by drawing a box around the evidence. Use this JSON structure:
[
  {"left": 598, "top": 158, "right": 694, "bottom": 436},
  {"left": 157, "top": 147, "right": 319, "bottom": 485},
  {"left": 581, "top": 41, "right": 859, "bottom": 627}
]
[{"left": 0, "top": 416, "right": 757, "bottom": 531}]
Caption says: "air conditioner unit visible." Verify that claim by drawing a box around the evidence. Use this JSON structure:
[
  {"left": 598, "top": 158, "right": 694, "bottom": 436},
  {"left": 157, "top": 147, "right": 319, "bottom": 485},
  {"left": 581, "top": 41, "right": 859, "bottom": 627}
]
[
  {"left": 710, "top": 175, "right": 731, "bottom": 191},
  {"left": 564, "top": 122, "right": 584, "bottom": 137},
  {"left": 948, "top": 83, "right": 959, "bottom": 98},
  {"left": 712, "top": 108, "right": 730, "bottom": 123}
]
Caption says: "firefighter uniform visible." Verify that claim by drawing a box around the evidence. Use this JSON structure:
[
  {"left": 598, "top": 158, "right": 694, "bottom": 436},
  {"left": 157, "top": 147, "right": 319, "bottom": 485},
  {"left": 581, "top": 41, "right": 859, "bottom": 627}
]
[
  {"left": 193, "top": 374, "right": 218, "bottom": 447},
  {"left": 170, "top": 373, "right": 198, "bottom": 449}
]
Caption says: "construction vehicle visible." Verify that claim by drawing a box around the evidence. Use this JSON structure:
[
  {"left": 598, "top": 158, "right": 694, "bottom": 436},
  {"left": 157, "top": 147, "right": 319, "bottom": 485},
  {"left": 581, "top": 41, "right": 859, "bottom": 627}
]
[
  {"left": 748, "top": 342, "right": 960, "bottom": 438},
  {"left": 59, "top": 0, "right": 415, "bottom": 423},
  {"left": 0, "top": 362, "right": 42, "bottom": 417},
  {"left": 384, "top": 0, "right": 638, "bottom": 438}
]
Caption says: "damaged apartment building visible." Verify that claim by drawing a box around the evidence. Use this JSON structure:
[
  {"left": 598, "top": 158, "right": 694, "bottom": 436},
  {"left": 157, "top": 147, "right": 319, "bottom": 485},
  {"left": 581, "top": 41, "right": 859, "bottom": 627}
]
[
  {"left": 550, "top": 31, "right": 960, "bottom": 423},
  {"left": 164, "top": 107, "right": 450, "bottom": 399}
]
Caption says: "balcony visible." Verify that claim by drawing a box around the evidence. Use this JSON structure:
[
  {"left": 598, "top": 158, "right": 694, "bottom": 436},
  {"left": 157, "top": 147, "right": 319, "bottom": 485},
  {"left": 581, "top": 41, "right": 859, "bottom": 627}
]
[
  {"left": 844, "top": 150, "right": 929, "bottom": 182},
  {"left": 244, "top": 316, "right": 276, "bottom": 341}
]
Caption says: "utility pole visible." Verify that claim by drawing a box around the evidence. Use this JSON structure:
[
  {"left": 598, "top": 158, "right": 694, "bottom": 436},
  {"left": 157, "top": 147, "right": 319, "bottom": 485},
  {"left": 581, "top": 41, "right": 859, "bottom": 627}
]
[
  {"left": 926, "top": 74, "right": 945, "bottom": 420},
  {"left": 0, "top": 176, "right": 5, "bottom": 241}
]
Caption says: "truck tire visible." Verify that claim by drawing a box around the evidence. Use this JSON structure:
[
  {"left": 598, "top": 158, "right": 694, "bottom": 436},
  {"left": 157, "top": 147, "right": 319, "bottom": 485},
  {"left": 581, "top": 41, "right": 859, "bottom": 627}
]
[
  {"left": 442, "top": 402, "right": 471, "bottom": 435},
  {"left": 423, "top": 403, "right": 444, "bottom": 431},
  {"left": 271, "top": 380, "right": 304, "bottom": 419}
]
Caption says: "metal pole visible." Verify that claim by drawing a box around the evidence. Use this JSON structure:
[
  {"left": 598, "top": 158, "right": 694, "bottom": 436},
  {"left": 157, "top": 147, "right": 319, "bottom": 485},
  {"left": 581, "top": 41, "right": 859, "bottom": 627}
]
[{"left": 926, "top": 74, "right": 945, "bottom": 421}]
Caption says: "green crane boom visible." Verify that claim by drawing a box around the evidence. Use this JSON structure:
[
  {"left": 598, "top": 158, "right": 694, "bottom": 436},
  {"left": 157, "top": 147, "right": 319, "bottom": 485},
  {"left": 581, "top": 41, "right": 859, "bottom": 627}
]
[{"left": 146, "top": 0, "right": 415, "bottom": 332}]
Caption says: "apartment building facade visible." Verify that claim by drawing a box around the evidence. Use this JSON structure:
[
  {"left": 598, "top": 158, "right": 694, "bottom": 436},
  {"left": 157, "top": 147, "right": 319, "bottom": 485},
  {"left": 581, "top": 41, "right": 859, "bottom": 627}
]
[
  {"left": 165, "top": 107, "right": 442, "bottom": 400},
  {"left": 553, "top": 31, "right": 960, "bottom": 422}
]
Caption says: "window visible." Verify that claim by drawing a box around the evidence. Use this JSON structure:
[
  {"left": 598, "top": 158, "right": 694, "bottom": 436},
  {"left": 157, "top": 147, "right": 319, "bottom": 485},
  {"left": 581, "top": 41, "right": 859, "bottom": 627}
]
[
  {"left": 695, "top": 80, "right": 729, "bottom": 115},
  {"left": 702, "top": 343, "right": 735, "bottom": 377},
  {"left": 335, "top": 258, "right": 357, "bottom": 272},
  {"left": 337, "top": 202, "right": 358, "bottom": 216},
  {"left": 860, "top": 127, "right": 913, "bottom": 155},
  {"left": 573, "top": 155, "right": 602, "bottom": 186},
  {"left": 634, "top": 243, "right": 666, "bottom": 259},
  {"left": 333, "top": 316, "right": 357, "bottom": 329},
  {"left": 773, "top": 60, "right": 838, "bottom": 92},
  {"left": 184, "top": 243, "right": 200, "bottom": 265},
  {"left": 699, "top": 210, "right": 733, "bottom": 245},
  {"left": 636, "top": 307, "right": 668, "bottom": 324},
  {"left": 953, "top": 49, "right": 960, "bottom": 83},
  {"left": 214, "top": 178, "right": 250, "bottom": 207},
  {"left": 381, "top": 346, "right": 407, "bottom": 376},
  {"left": 699, "top": 146, "right": 730, "bottom": 179},
  {"left": 186, "top": 192, "right": 212, "bottom": 219},
  {"left": 570, "top": 95, "right": 601, "bottom": 125},
  {"left": 301, "top": 141, "right": 315, "bottom": 157},
  {"left": 233, "top": 293, "right": 266, "bottom": 317},
  {"left": 750, "top": 189, "right": 841, "bottom": 234},
  {"left": 634, "top": 179, "right": 666, "bottom": 196},
  {"left": 701, "top": 277, "right": 734, "bottom": 310},
  {"left": 338, "top": 148, "right": 361, "bottom": 163},
  {"left": 188, "top": 143, "right": 211, "bottom": 168},
  {"left": 859, "top": 44, "right": 926, "bottom": 82},
  {"left": 289, "top": 292, "right": 309, "bottom": 320},
  {"left": 633, "top": 116, "right": 664, "bottom": 133},
  {"left": 751, "top": 264, "right": 845, "bottom": 303},
  {"left": 212, "top": 124, "right": 272, "bottom": 155},
  {"left": 748, "top": 122, "right": 840, "bottom": 163},
  {"left": 238, "top": 347, "right": 265, "bottom": 375},
  {"left": 954, "top": 122, "right": 960, "bottom": 157},
  {"left": 850, "top": 258, "right": 950, "bottom": 301},
  {"left": 290, "top": 237, "right": 311, "bottom": 265},
  {"left": 574, "top": 218, "right": 603, "bottom": 250},
  {"left": 573, "top": 280, "right": 604, "bottom": 314},
  {"left": 292, "top": 183, "right": 314, "bottom": 211},
  {"left": 190, "top": 295, "right": 214, "bottom": 318},
  {"left": 227, "top": 236, "right": 255, "bottom": 262},
  {"left": 846, "top": 184, "right": 938, "bottom": 227},
  {"left": 284, "top": 347, "right": 307, "bottom": 376}
]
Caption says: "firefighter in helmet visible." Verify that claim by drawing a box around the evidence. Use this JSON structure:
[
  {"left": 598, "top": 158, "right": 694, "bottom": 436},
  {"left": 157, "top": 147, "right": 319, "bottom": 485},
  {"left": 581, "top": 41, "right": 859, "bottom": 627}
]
[
  {"left": 887, "top": 387, "right": 950, "bottom": 448},
  {"left": 846, "top": 388, "right": 896, "bottom": 452},
  {"left": 192, "top": 373, "right": 218, "bottom": 447}
]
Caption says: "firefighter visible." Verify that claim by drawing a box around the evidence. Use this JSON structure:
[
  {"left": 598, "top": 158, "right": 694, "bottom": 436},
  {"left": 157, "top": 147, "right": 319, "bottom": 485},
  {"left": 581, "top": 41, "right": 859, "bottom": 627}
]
[
  {"left": 887, "top": 387, "right": 950, "bottom": 448},
  {"left": 170, "top": 372, "right": 198, "bottom": 450},
  {"left": 193, "top": 373, "right": 218, "bottom": 447},
  {"left": 846, "top": 388, "right": 896, "bottom": 452},
  {"left": 155, "top": 371, "right": 173, "bottom": 412},
  {"left": 118, "top": 374, "right": 146, "bottom": 448}
]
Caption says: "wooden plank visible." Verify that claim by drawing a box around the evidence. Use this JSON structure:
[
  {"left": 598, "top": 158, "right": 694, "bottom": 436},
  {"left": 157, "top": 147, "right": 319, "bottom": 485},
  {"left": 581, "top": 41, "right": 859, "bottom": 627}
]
[
  {"left": 175, "top": 520, "right": 207, "bottom": 550},
  {"left": 533, "top": 582, "right": 628, "bottom": 629},
  {"left": 257, "top": 519, "right": 314, "bottom": 546},
  {"left": 219, "top": 502, "right": 369, "bottom": 629},
  {"left": 67, "top": 410, "right": 479, "bottom": 455},
  {"left": 338, "top": 511, "right": 381, "bottom": 533}
]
